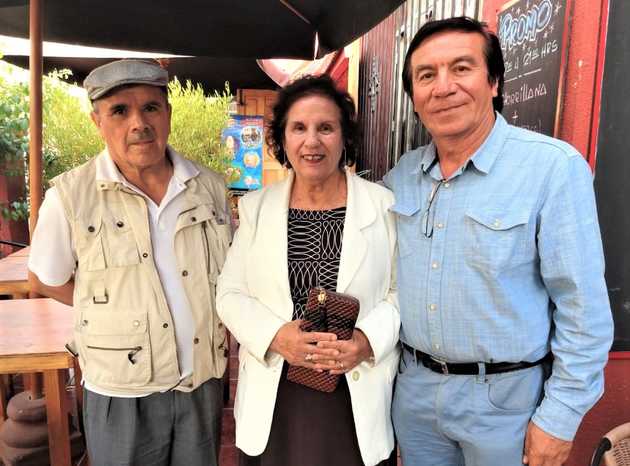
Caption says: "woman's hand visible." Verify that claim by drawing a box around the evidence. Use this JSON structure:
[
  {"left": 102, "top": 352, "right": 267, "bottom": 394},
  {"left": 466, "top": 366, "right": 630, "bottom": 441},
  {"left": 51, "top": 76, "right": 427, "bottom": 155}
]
[
  {"left": 313, "top": 329, "right": 374, "bottom": 374},
  {"left": 269, "top": 320, "right": 339, "bottom": 369}
]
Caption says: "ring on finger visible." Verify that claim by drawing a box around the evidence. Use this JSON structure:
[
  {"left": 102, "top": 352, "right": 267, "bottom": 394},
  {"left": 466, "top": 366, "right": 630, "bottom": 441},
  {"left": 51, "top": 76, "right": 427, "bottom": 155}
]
[
  {"left": 338, "top": 361, "right": 344, "bottom": 369},
  {"left": 305, "top": 353, "right": 313, "bottom": 362}
]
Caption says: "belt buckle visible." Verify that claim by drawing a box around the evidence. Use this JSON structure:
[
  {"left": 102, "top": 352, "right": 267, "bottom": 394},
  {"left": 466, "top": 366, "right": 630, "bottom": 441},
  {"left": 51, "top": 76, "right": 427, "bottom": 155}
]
[{"left": 430, "top": 356, "right": 449, "bottom": 375}]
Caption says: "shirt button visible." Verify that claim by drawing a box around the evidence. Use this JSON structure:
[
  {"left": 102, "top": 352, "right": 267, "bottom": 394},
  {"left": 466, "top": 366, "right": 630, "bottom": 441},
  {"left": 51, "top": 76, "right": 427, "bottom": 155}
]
[
  {"left": 87, "top": 226, "right": 95, "bottom": 233},
  {"left": 352, "top": 371, "right": 360, "bottom": 381},
  {"left": 191, "top": 216, "right": 197, "bottom": 222},
  {"left": 428, "top": 304, "right": 437, "bottom": 311},
  {"left": 142, "top": 252, "right": 149, "bottom": 258},
  {"left": 493, "top": 219, "right": 501, "bottom": 228},
  {"left": 431, "top": 262, "right": 439, "bottom": 269},
  {"left": 82, "top": 319, "right": 88, "bottom": 326},
  {"left": 158, "top": 222, "right": 166, "bottom": 232},
  {"left": 434, "top": 343, "right": 440, "bottom": 350},
  {"left": 443, "top": 182, "right": 450, "bottom": 188},
  {"left": 193, "top": 337, "right": 199, "bottom": 344},
  {"left": 182, "top": 270, "right": 188, "bottom": 277},
  {"left": 218, "top": 322, "right": 224, "bottom": 328},
  {"left": 116, "top": 221, "right": 124, "bottom": 228},
  {"left": 436, "top": 223, "right": 444, "bottom": 229},
  {"left": 163, "top": 323, "right": 169, "bottom": 329},
  {"left": 133, "top": 320, "right": 140, "bottom": 327}
]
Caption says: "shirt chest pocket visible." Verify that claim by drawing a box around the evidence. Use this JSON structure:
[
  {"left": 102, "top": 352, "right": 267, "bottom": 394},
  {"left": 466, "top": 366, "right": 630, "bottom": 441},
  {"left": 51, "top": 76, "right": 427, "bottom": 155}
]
[
  {"left": 391, "top": 199, "right": 423, "bottom": 258},
  {"left": 464, "top": 208, "right": 533, "bottom": 272}
]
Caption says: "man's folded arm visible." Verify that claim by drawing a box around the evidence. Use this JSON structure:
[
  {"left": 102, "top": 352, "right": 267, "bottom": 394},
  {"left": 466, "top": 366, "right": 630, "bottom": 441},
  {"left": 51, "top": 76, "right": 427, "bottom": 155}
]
[{"left": 28, "top": 270, "right": 74, "bottom": 306}]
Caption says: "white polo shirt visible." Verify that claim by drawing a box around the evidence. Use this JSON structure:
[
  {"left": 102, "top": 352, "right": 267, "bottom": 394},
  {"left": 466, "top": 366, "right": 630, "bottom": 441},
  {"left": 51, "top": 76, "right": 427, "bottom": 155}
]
[{"left": 29, "top": 148, "right": 199, "bottom": 397}]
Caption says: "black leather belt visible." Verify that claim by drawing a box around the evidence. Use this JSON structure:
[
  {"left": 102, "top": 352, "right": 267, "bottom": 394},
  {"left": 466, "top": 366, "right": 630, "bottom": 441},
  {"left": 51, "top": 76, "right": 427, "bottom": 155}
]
[{"left": 402, "top": 343, "right": 550, "bottom": 375}]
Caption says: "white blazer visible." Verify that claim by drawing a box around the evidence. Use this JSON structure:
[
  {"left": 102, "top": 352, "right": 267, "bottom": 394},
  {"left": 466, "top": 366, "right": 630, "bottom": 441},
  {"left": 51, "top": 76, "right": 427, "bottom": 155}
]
[{"left": 217, "top": 170, "right": 400, "bottom": 466}]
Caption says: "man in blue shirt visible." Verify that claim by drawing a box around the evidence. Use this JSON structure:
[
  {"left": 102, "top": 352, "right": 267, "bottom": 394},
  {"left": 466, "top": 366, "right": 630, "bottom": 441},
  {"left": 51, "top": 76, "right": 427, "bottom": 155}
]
[{"left": 384, "top": 17, "right": 613, "bottom": 466}]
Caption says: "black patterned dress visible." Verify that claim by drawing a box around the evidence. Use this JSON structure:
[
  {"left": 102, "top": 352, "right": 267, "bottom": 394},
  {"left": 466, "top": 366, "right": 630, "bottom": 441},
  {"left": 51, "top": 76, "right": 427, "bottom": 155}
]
[
  {"left": 240, "top": 207, "right": 394, "bottom": 466},
  {"left": 287, "top": 207, "right": 345, "bottom": 321}
]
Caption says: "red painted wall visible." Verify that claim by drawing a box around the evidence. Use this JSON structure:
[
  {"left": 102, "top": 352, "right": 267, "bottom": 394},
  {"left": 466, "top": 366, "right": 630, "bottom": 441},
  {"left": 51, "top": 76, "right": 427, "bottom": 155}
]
[
  {"left": 482, "top": 0, "right": 607, "bottom": 167},
  {"left": 327, "top": 54, "right": 349, "bottom": 91},
  {"left": 0, "top": 168, "right": 29, "bottom": 258},
  {"left": 482, "top": 3, "right": 626, "bottom": 465},
  {"left": 570, "top": 353, "right": 630, "bottom": 465}
]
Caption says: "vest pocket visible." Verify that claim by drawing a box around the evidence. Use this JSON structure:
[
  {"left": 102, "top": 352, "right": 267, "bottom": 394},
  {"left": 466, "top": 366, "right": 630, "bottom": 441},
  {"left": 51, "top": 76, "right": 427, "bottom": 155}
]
[
  {"left": 79, "top": 310, "right": 151, "bottom": 386},
  {"left": 78, "top": 218, "right": 106, "bottom": 271},
  {"left": 185, "top": 203, "right": 230, "bottom": 242},
  {"left": 102, "top": 215, "right": 140, "bottom": 268}
]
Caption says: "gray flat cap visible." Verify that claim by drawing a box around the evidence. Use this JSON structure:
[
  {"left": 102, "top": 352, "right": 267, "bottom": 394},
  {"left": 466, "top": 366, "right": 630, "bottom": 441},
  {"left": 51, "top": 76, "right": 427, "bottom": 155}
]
[{"left": 84, "top": 59, "right": 169, "bottom": 101}]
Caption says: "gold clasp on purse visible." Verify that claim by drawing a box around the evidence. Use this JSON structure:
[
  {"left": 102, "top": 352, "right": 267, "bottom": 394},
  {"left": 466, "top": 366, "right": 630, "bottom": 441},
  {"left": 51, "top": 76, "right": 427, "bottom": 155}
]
[{"left": 317, "top": 289, "right": 327, "bottom": 304}]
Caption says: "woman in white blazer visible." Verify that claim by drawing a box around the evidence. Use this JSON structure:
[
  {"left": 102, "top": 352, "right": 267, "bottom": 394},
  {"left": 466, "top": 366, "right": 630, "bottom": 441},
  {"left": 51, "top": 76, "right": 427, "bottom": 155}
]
[{"left": 217, "top": 75, "right": 400, "bottom": 466}]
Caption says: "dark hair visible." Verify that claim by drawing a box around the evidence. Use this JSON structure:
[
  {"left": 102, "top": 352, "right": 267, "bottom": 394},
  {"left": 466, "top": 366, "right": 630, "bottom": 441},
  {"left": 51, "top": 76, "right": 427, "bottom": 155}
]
[
  {"left": 266, "top": 74, "right": 358, "bottom": 168},
  {"left": 402, "top": 16, "right": 505, "bottom": 113}
]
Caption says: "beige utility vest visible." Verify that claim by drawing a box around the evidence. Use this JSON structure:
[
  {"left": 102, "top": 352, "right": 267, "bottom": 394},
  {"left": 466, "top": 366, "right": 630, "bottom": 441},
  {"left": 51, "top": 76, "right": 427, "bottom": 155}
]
[{"left": 53, "top": 156, "right": 231, "bottom": 395}]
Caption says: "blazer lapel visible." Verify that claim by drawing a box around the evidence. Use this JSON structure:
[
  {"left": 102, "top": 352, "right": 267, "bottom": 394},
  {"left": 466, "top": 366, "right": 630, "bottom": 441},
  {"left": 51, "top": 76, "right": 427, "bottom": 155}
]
[
  {"left": 260, "top": 171, "right": 374, "bottom": 309},
  {"left": 256, "top": 171, "right": 294, "bottom": 320},
  {"left": 337, "top": 171, "right": 375, "bottom": 293}
]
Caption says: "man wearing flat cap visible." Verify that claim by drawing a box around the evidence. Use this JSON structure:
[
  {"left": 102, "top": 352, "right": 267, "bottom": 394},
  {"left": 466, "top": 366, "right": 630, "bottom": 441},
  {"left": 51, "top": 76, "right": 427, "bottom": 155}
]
[{"left": 28, "top": 59, "right": 231, "bottom": 465}]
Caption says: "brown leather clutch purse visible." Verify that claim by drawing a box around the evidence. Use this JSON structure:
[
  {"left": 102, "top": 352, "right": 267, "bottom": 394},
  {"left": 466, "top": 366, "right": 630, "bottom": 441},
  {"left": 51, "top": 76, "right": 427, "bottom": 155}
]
[{"left": 286, "top": 287, "right": 360, "bottom": 392}]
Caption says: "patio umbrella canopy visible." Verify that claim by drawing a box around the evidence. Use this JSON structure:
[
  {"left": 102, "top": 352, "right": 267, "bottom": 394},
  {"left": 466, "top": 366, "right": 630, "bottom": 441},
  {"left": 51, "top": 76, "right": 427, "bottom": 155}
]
[
  {"left": 2, "top": 55, "right": 278, "bottom": 94},
  {"left": 0, "top": 0, "right": 406, "bottom": 237},
  {"left": 0, "top": 0, "right": 404, "bottom": 59}
]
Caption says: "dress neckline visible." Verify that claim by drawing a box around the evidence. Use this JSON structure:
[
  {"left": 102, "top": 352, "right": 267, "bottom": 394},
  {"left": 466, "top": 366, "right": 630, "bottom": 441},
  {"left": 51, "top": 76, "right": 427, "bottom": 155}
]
[{"left": 288, "top": 206, "right": 346, "bottom": 213}]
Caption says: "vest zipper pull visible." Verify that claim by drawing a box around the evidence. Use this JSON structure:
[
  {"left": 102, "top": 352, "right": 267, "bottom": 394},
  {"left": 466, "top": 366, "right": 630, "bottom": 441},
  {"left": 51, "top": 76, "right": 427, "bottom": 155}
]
[{"left": 127, "top": 346, "right": 142, "bottom": 364}]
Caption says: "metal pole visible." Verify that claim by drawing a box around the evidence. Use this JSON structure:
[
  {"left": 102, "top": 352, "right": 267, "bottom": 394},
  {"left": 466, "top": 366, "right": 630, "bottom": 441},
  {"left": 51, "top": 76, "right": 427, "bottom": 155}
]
[
  {"left": 28, "top": 0, "right": 43, "bottom": 236},
  {"left": 27, "top": 0, "right": 44, "bottom": 400}
]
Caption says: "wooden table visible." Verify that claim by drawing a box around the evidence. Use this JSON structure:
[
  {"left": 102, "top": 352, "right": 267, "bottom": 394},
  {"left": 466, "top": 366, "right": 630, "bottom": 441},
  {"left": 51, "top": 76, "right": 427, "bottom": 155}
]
[
  {"left": 4, "top": 246, "right": 30, "bottom": 257},
  {"left": 0, "top": 246, "right": 30, "bottom": 299},
  {"left": 0, "top": 298, "right": 74, "bottom": 466}
]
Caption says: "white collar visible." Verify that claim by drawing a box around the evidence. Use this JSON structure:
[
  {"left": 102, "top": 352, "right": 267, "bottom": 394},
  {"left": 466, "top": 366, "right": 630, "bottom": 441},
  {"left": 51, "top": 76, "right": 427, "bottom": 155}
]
[{"left": 94, "top": 144, "right": 199, "bottom": 188}]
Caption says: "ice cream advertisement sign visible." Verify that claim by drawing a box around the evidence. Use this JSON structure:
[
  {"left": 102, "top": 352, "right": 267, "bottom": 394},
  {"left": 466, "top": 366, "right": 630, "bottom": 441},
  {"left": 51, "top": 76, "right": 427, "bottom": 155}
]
[{"left": 223, "top": 115, "right": 264, "bottom": 190}]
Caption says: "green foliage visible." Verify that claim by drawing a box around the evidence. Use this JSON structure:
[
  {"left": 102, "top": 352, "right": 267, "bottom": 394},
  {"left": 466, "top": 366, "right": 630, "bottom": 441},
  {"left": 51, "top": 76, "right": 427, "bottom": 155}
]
[
  {"left": 42, "top": 69, "right": 102, "bottom": 181},
  {"left": 168, "top": 78, "right": 238, "bottom": 182},
  {"left": 0, "top": 65, "right": 102, "bottom": 220},
  {"left": 0, "top": 62, "right": 29, "bottom": 221},
  {"left": 1, "top": 200, "right": 29, "bottom": 221},
  {"left": 0, "top": 63, "right": 235, "bottom": 223},
  {"left": 0, "top": 80, "right": 28, "bottom": 165}
]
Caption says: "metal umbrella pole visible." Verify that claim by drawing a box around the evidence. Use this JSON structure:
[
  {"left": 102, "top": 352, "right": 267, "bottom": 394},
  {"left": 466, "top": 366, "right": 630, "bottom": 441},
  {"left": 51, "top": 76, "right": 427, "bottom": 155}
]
[
  {"left": 0, "top": 3, "right": 78, "bottom": 466},
  {"left": 28, "top": 0, "right": 43, "bottom": 235}
]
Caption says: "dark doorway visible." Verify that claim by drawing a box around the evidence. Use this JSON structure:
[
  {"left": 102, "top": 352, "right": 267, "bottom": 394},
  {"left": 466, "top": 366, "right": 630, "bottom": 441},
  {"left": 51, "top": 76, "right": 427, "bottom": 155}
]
[{"left": 595, "top": 0, "right": 630, "bottom": 351}]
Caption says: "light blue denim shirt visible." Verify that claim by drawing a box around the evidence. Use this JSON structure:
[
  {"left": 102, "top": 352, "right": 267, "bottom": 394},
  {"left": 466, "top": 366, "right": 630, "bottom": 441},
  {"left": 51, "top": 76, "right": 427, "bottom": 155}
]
[{"left": 383, "top": 113, "right": 613, "bottom": 441}]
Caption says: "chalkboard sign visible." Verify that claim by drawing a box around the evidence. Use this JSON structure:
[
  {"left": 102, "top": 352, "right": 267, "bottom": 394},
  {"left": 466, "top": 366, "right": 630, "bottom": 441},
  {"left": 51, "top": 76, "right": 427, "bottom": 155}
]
[{"left": 497, "top": 0, "right": 568, "bottom": 136}]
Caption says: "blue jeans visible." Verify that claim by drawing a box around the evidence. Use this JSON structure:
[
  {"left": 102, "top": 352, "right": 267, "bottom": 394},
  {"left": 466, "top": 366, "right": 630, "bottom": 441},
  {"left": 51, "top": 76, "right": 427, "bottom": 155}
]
[{"left": 392, "top": 349, "right": 545, "bottom": 466}]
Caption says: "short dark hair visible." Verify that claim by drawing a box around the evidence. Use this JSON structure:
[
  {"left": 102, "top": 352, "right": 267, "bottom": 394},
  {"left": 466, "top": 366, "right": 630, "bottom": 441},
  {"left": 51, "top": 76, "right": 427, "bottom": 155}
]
[
  {"left": 402, "top": 16, "right": 505, "bottom": 113},
  {"left": 266, "top": 74, "right": 358, "bottom": 168},
  {"left": 92, "top": 83, "right": 169, "bottom": 112}
]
